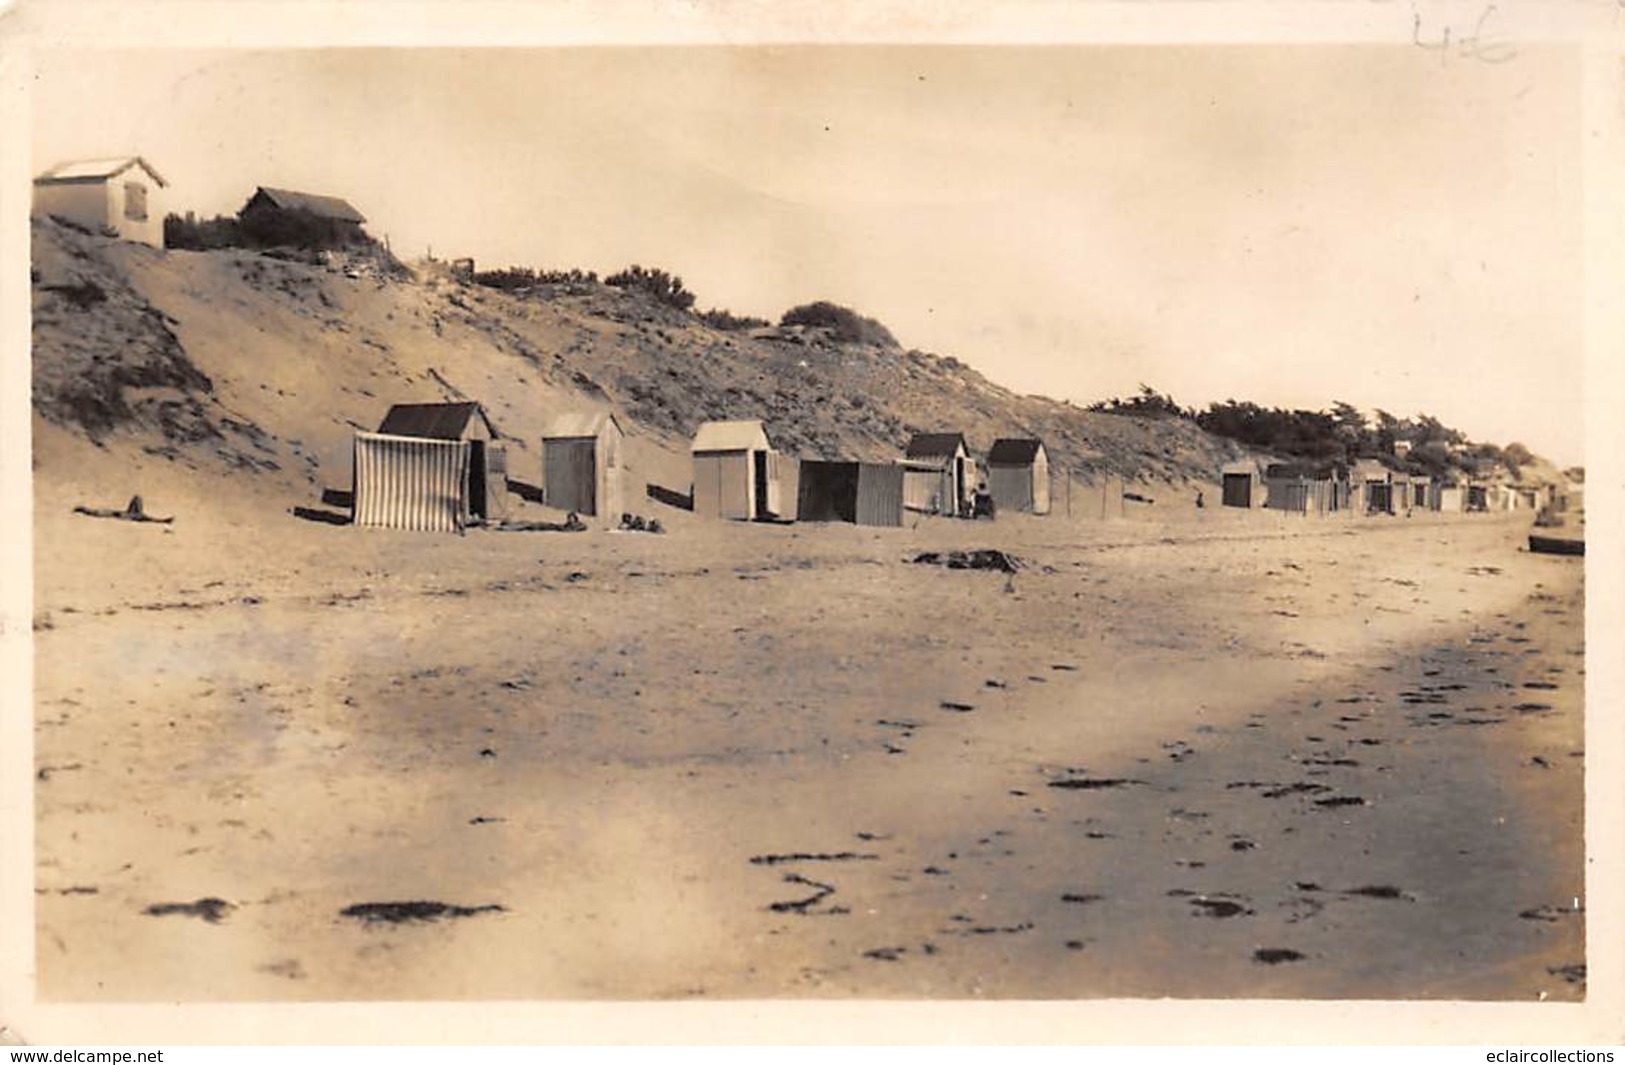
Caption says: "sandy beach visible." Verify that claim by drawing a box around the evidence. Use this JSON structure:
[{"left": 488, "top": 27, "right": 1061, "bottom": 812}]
[{"left": 31, "top": 482, "right": 1585, "bottom": 1002}]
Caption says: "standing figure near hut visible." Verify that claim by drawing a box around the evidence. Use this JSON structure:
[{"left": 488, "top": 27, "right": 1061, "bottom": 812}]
[{"left": 973, "top": 483, "right": 997, "bottom": 520}]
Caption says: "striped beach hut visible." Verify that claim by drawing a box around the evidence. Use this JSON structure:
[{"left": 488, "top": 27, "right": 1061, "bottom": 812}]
[
  {"left": 541, "top": 410, "right": 624, "bottom": 519},
  {"left": 353, "top": 402, "right": 508, "bottom": 532}
]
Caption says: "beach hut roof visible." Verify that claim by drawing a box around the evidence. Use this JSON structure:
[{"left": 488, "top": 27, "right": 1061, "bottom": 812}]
[
  {"left": 35, "top": 156, "right": 168, "bottom": 188},
  {"left": 986, "top": 438, "right": 1044, "bottom": 465},
  {"left": 904, "top": 432, "right": 968, "bottom": 460},
  {"left": 541, "top": 411, "right": 622, "bottom": 440},
  {"left": 377, "top": 401, "right": 492, "bottom": 440},
  {"left": 1267, "top": 460, "right": 1341, "bottom": 480},
  {"left": 692, "top": 419, "right": 770, "bottom": 453}
]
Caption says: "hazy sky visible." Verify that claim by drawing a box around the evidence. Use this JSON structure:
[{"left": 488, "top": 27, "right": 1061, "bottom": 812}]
[{"left": 32, "top": 45, "right": 1585, "bottom": 464}]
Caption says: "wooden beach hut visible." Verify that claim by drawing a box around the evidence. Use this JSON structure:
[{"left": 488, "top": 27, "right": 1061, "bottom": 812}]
[
  {"left": 1353, "top": 459, "right": 1395, "bottom": 515},
  {"left": 237, "top": 186, "right": 368, "bottom": 247},
  {"left": 1391, "top": 471, "right": 1414, "bottom": 515},
  {"left": 1412, "top": 479, "right": 1435, "bottom": 512},
  {"left": 692, "top": 419, "right": 790, "bottom": 521},
  {"left": 985, "top": 438, "right": 1051, "bottom": 515},
  {"left": 353, "top": 401, "right": 508, "bottom": 531},
  {"left": 1220, "top": 459, "right": 1265, "bottom": 509},
  {"left": 900, "top": 432, "right": 974, "bottom": 517},
  {"left": 1265, "top": 463, "right": 1310, "bottom": 514},
  {"left": 540, "top": 410, "right": 624, "bottom": 519}
]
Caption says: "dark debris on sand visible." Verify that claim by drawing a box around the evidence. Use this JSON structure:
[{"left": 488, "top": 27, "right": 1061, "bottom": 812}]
[
  {"left": 340, "top": 900, "right": 506, "bottom": 924},
  {"left": 910, "top": 549, "right": 1023, "bottom": 574},
  {"left": 144, "top": 897, "right": 235, "bottom": 923},
  {"left": 1253, "top": 948, "right": 1306, "bottom": 965}
]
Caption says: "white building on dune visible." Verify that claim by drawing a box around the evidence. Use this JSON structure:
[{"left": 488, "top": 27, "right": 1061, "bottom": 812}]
[{"left": 33, "top": 156, "right": 168, "bottom": 248}]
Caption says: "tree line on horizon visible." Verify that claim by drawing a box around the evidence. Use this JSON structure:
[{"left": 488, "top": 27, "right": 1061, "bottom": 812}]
[{"left": 1088, "top": 385, "right": 1553, "bottom": 481}]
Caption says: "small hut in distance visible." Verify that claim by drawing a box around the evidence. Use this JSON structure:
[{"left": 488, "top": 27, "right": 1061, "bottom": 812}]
[
  {"left": 540, "top": 411, "right": 624, "bottom": 520},
  {"left": 985, "top": 438, "right": 1050, "bottom": 515},
  {"left": 238, "top": 186, "right": 368, "bottom": 247},
  {"left": 1352, "top": 458, "right": 1395, "bottom": 515},
  {"left": 1220, "top": 459, "right": 1265, "bottom": 508}
]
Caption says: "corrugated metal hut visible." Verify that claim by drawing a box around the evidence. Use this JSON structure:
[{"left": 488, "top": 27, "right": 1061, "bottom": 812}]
[
  {"left": 540, "top": 411, "right": 624, "bottom": 519},
  {"left": 692, "top": 419, "right": 791, "bottom": 521},
  {"left": 33, "top": 156, "right": 168, "bottom": 248},
  {"left": 353, "top": 402, "right": 508, "bottom": 531},
  {"left": 986, "top": 438, "right": 1051, "bottom": 515},
  {"left": 900, "top": 432, "right": 973, "bottom": 517},
  {"left": 1437, "top": 484, "right": 1465, "bottom": 513},
  {"left": 796, "top": 461, "right": 905, "bottom": 527},
  {"left": 1220, "top": 459, "right": 1265, "bottom": 508}
]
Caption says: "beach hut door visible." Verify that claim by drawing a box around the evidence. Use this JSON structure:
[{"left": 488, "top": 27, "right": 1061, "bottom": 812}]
[
  {"left": 468, "top": 441, "right": 488, "bottom": 519},
  {"left": 754, "top": 451, "right": 770, "bottom": 519}
]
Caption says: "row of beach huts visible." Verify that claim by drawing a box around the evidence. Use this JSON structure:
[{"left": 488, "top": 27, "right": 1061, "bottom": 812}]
[
  {"left": 347, "top": 401, "right": 1564, "bottom": 534},
  {"left": 1218, "top": 458, "right": 1566, "bottom": 517},
  {"left": 348, "top": 402, "right": 1050, "bottom": 533}
]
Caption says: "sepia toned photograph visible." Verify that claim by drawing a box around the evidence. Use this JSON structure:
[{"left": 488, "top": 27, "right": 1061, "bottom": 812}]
[{"left": 7, "top": 1, "right": 1620, "bottom": 1044}]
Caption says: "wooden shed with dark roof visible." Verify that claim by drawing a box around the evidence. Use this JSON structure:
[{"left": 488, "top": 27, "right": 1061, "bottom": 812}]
[
  {"left": 352, "top": 401, "right": 508, "bottom": 531},
  {"left": 900, "top": 432, "right": 974, "bottom": 517},
  {"left": 985, "top": 438, "right": 1050, "bottom": 515},
  {"left": 238, "top": 186, "right": 368, "bottom": 247}
]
